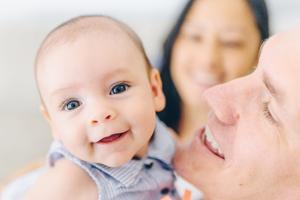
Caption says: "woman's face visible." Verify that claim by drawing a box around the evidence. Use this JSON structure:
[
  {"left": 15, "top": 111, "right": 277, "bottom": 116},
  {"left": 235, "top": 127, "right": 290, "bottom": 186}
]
[{"left": 170, "top": 0, "right": 261, "bottom": 107}]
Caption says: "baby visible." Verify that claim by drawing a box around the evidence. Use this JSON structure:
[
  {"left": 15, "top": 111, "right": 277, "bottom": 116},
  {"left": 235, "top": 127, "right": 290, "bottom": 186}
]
[{"left": 21, "top": 15, "right": 178, "bottom": 200}]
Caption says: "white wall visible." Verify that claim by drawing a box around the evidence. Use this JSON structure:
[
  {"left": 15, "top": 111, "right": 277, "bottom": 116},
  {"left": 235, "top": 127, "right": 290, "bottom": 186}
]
[
  {"left": 1, "top": 0, "right": 300, "bottom": 181},
  {"left": 0, "top": 0, "right": 187, "bottom": 182}
]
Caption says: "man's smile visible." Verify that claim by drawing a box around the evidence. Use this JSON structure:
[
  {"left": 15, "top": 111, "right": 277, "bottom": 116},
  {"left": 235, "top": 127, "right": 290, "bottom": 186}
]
[{"left": 200, "top": 126, "right": 225, "bottom": 160}]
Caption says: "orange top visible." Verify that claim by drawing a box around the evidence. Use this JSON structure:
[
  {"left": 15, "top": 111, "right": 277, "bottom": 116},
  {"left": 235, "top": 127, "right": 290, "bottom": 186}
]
[{"left": 160, "top": 189, "right": 192, "bottom": 200}]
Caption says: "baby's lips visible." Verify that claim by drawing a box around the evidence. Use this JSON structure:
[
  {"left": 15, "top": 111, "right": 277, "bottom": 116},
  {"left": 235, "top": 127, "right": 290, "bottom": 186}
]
[{"left": 97, "top": 133, "right": 122, "bottom": 143}]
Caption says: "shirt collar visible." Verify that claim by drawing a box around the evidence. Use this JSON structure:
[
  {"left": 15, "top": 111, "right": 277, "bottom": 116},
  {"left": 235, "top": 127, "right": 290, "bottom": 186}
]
[{"left": 92, "top": 159, "right": 144, "bottom": 187}]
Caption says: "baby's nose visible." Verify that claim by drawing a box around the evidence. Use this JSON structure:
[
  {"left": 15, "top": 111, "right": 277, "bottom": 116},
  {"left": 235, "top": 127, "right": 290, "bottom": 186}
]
[{"left": 89, "top": 109, "right": 116, "bottom": 126}]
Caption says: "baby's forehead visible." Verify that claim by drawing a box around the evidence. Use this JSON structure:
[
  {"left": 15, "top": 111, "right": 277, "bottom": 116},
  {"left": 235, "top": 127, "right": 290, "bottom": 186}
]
[
  {"left": 35, "top": 16, "right": 148, "bottom": 80},
  {"left": 51, "top": 17, "right": 128, "bottom": 43},
  {"left": 42, "top": 23, "right": 136, "bottom": 61},
  {"left": 38, "top": 17, "right": 135, "bottom": 60}
]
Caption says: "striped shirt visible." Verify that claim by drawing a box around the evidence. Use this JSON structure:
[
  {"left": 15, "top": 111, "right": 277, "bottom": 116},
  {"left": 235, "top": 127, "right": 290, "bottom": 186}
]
[{"left": 48, "top": 118, "right": 179, "bottom": 200}]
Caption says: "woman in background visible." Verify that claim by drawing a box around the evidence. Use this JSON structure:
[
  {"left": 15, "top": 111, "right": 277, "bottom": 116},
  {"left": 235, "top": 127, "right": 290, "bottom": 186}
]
[
  {"left": 158, "top": 0, "right": 269, "bottom": 199},
  {"left": 159, "top": 0, "right": 269, "bottom": 142}
]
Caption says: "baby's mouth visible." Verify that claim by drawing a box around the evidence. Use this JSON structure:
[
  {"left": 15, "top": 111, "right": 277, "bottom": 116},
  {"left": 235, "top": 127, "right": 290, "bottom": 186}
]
[
  {"left": 96, "top": 131, "right": 128, "bottom": 144},
  {"left": 200, "top": 126, "right": 225, "bottom": 159}
]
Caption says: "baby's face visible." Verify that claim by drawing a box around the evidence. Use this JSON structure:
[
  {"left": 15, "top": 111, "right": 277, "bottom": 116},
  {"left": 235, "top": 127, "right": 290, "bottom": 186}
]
[{"left": 38, "top": 32, "right": 165, "bottom": 167}]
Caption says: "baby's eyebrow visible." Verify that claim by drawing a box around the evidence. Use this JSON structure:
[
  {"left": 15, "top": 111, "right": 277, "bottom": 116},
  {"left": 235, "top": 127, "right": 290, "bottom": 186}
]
[
  {"left": 49, "top": 68, "right": 130, "bottom": 97},
  {"left": 101, "top": 67, "right": 129, "bottom": 79},
  {"left": 51, "top": 86, "right": 76, "bottom": 96},
  {"left": 49, "top": 85, "right": 80, "bottom": 103}
]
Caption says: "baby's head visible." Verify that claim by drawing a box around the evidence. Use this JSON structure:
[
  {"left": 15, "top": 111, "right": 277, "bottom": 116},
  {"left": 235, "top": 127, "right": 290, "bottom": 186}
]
[{"left": 35, "top": 15, "right": 165, "bottom": 167}]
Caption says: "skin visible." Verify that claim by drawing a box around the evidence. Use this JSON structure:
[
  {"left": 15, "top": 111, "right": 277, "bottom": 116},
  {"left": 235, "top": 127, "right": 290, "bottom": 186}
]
[
  {"left": 171, "top": 0, "right": 261, "bottom": 141},
  {"left": 24, "top": 22, "right": 165, "bottom": 200},
  {"left": 174, "top": 28, "right": 300, "bottom": 200}
]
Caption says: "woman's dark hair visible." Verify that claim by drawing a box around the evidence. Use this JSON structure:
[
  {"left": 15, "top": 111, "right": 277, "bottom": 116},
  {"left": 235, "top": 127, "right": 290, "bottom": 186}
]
[{"left": 158, "top": 0, "right": 269, "bottom": 132}]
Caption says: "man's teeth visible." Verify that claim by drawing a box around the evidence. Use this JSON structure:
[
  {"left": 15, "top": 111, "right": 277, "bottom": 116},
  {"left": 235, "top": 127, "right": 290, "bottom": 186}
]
[{"left": 204, "top": 127, "right": 224, "bottom": 156}]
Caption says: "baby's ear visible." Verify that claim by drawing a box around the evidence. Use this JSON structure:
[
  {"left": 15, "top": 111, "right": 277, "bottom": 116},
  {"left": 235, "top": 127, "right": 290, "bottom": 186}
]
[
  {"left": 40, "top": 104, "right": 51, "bottom": 124},
  {"left": 40, "top": 105, "right": 59, "bottom": 139},
  {"left": 149, "top": 68, "right": 166, "bottom": 112}
]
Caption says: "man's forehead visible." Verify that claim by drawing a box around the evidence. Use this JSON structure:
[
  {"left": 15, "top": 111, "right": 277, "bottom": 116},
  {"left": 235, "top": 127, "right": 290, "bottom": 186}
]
[
  {"left": 258, "top": 29, "right": 300, "bottom": 118},
  {"left": 262, "top": 28, "right": 300, "bottom": 56},
  {"left": 259, "top": 28, "right": 300, "bottom": 75}
]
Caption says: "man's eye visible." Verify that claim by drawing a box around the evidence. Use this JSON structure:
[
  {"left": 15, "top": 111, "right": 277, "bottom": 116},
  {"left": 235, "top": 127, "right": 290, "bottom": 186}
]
[
  {"left": 109, "top": 83, "right": 129, "bottom": 95},
  {"left": 63, "top": 100, "right": 81, "bottom": 111},
  {"left": 263, "top": 102, "right": 276, "bottom": 125}
]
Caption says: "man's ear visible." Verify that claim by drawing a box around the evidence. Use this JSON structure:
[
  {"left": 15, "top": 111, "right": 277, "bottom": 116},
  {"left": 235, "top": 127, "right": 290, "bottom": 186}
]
[
  {"left": 40, "top": 105, "right": 59, "bottom": 139},
  {"left": 149, "top": 68, "right": 166, "bottom": 112}
]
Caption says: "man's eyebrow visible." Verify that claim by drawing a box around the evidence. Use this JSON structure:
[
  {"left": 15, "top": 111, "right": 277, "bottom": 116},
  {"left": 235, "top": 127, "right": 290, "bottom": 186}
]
[{"left": 263, "top": 72, "right": 283, "bottom": 102}]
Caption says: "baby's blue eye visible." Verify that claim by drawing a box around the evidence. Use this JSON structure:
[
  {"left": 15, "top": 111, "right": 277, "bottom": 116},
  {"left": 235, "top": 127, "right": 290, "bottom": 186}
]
[
  {"left": 63, "top": 100, "right": 81, "bottom": 111},
  {"left": 110, "top": 83, "right": 129, "bottom": 95}
]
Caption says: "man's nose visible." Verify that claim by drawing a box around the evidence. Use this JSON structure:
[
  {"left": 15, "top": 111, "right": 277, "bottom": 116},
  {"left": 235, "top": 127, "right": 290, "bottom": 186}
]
[{"left": 203, "top": 79, "right": 241, "bottom": 126}]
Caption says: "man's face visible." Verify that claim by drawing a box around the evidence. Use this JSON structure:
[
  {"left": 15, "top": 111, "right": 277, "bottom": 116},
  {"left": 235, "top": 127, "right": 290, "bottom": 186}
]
[
  {"left": 175, "top": 29, "right": 300, "bottom": 199},
  {"left": 38, "top": 32, "right": 165, "bottom": 167}
]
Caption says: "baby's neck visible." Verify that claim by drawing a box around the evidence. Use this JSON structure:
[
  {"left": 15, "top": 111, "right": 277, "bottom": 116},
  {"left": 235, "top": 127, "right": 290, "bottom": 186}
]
[{"left": 134, "top": 140, "right": 149, "bottom": 158}]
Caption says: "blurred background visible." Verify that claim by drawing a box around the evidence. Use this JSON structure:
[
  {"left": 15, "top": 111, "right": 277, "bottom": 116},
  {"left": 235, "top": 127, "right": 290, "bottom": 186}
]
[{"left": 0, "top": 0, "right": 300, "bottom": 182}]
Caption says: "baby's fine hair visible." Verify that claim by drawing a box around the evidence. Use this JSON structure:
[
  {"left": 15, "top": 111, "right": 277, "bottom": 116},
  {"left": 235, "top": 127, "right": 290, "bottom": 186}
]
[
  {"left": 34, "top": 15, "right": 152, "bottom": 105},
  {"left": 35, "top": 14, "right": 151, "bottom": 78}
]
